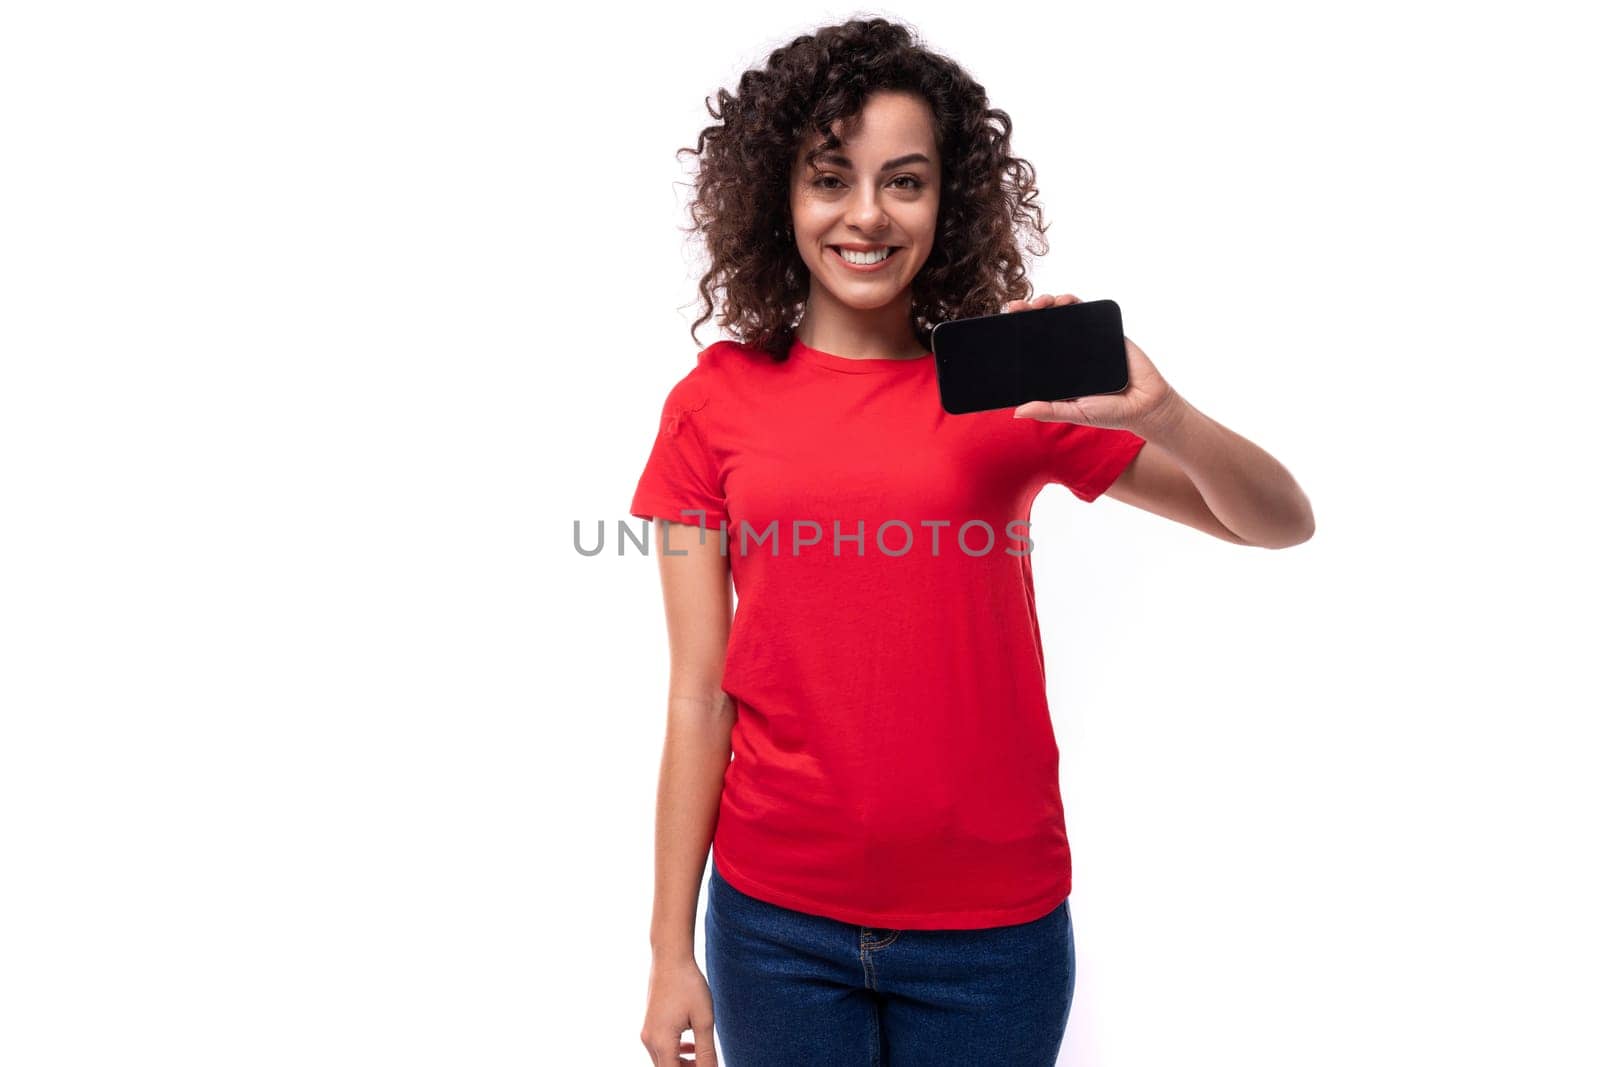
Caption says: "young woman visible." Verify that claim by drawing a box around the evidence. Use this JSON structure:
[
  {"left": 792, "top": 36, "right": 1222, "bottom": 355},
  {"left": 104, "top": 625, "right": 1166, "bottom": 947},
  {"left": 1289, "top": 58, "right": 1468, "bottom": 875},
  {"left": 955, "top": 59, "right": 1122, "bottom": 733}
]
[{"left": 633, "top": 18, "right": 1314, "bottom": 1067}]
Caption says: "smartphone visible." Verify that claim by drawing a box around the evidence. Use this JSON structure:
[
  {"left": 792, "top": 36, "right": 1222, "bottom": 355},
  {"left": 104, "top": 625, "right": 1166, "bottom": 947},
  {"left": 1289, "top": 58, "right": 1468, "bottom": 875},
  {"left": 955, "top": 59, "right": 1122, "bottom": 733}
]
[{"left": 931, "top": 298, "right": 1130, "bottom": 415}]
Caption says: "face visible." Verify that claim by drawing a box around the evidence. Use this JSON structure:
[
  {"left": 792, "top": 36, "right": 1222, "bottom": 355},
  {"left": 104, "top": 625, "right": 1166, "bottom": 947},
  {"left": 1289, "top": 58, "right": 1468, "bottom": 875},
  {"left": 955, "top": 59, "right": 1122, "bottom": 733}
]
[{"left": 788, "top": 90, "right": 941, "bottom": 314}]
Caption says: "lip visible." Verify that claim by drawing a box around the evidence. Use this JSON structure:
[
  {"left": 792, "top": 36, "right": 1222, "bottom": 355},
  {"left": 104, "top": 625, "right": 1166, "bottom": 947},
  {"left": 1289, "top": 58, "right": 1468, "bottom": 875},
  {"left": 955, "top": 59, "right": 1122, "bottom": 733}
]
[{"left": 828, "top": 245, "right": 901, "bottom": 273}]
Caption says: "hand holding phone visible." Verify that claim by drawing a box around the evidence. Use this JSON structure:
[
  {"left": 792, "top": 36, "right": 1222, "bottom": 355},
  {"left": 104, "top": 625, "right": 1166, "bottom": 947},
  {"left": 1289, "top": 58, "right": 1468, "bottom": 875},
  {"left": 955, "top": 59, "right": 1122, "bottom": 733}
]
[{"left": 932, "top": 297, "right": 1130, "bottom": 415}]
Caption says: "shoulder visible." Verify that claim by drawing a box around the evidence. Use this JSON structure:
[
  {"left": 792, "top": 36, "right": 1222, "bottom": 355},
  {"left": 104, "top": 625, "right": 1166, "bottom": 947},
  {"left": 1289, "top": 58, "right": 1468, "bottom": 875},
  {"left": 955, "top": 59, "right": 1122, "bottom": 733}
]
[
  {"left": 697, "top": 337, "right": 776, "bottom": 377},
  {"left": 662, "top": 339, "right": 773, "bottom": 411}
]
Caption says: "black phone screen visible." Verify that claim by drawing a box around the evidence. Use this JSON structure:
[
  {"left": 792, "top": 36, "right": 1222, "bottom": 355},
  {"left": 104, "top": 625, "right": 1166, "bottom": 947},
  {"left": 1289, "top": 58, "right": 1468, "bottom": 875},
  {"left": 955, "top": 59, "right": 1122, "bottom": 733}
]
[{"left": 931, "top": 299, "right": 1130, "bottom": 415}]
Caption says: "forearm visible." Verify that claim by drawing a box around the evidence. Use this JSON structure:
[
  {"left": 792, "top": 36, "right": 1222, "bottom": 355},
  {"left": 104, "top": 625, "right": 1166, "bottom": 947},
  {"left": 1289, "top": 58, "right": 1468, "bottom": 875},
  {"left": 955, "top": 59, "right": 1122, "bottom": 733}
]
[
  {"left": 649, "top": 692, "right": 735, "bottom": 961},
  {"left": 1142, "top": 392, "right": 1316, "bottom": 549}
]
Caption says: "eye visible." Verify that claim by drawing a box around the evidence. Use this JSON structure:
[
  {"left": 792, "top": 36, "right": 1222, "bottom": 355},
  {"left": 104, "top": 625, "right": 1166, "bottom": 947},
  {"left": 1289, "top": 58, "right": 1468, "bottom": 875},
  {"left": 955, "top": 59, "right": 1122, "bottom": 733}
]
[{"left": 811, "top": 174, "right": 924, "bottom": 191}]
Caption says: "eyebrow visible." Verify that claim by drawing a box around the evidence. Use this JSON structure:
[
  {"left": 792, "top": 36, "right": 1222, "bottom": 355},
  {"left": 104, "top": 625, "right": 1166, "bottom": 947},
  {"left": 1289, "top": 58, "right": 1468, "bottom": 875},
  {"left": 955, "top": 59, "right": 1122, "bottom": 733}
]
[{"left": 813, "top": 151, "right": 933, "bottom": 172}]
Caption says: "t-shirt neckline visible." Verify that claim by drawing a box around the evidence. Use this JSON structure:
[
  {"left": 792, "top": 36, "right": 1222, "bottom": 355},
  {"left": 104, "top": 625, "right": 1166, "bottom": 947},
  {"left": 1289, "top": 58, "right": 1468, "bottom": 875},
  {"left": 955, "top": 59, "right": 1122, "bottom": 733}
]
[{"left": 789, "top": 336, "right": 934, "bottom": 374}]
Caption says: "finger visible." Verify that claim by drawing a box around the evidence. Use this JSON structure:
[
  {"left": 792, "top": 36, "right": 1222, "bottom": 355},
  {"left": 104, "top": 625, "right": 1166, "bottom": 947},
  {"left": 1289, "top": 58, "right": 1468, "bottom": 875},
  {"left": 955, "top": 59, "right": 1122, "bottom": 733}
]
[
  {"left": 1014, "top": 398, "right": 1084, "bottom": 422},
  {"left": 642, "top": 1028, "right": 688, "bottom": 1066},
  {"left": 691, "top": 1025, "right": 718, "bottom": 1065},
  {"left": 1056, "top": 293, "right": 1081, "bottom": 304},
  {"left": 1003, "top": 295, "right": 1051, "bottom": 314}
]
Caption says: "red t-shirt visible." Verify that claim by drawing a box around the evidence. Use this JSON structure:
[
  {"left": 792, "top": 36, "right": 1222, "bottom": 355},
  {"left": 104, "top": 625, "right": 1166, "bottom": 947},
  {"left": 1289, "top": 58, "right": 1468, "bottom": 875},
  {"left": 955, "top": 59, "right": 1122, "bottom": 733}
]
[{"left": 630, "top": 336, "right": 1147, "bottom": 930}]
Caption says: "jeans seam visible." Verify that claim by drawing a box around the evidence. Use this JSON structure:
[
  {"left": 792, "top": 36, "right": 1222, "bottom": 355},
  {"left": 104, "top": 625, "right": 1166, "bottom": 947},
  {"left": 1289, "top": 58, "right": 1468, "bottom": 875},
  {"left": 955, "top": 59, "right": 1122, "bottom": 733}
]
[{"left": 868, "top": 992, "right": 882, "bottom": 1067}]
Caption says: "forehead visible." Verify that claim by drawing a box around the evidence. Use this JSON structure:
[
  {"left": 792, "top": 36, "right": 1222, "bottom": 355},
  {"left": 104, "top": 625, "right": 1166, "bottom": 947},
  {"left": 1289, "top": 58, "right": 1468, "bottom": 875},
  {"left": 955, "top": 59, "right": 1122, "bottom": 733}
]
[{"left": 802, "top": 92, "right": 937, "bottom": 159}]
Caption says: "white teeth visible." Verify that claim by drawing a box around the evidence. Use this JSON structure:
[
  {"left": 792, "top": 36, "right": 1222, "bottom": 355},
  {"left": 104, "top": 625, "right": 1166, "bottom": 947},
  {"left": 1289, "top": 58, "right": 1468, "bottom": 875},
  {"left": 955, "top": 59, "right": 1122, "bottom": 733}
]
[{"left": 836, "top": 246, "right": 891, "bottom": 264}]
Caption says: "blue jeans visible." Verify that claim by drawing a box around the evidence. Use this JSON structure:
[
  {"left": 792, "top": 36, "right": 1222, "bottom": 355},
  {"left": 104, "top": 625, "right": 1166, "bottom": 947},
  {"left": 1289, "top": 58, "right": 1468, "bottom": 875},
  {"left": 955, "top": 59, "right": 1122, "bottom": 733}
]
[{"left": 705, "top": 859, "right": 1075, "bottom": 1066}]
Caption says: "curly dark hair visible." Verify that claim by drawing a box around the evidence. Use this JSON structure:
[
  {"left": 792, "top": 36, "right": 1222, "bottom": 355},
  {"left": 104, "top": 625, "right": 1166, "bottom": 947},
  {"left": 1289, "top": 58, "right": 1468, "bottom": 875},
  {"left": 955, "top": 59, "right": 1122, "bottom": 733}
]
[{"left": 675, "top": 17, "right": 1049, "bottom": 361}]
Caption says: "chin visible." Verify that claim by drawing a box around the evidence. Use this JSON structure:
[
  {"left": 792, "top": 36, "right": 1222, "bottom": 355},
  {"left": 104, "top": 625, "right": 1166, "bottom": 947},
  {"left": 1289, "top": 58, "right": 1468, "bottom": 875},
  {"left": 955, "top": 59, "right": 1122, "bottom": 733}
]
[{"left": 827, "top": 288, "right": 908, "bottom": 311}]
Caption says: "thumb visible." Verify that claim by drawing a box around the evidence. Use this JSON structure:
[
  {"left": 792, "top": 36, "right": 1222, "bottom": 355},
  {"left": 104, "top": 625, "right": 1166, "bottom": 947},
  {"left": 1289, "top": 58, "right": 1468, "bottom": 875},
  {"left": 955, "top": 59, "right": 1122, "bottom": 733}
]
[{"left": 1012, "top": 401, "right": 1049, "bottom": 420}]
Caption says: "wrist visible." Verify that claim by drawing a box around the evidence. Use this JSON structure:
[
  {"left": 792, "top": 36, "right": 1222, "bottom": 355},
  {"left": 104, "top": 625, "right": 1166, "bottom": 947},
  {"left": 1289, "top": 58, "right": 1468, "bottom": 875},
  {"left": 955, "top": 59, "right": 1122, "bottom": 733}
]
[
  {"left": 651, "top": 940, "right": 697, "bottom": 964},
  {"left": 1137, "top": 389, "right": 1192, "bottom": 443}
]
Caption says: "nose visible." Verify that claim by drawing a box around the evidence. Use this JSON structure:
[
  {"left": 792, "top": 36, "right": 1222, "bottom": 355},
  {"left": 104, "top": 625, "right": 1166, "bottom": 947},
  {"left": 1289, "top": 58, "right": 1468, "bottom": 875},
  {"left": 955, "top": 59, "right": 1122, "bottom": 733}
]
[{"left": 845, "top": 185, "right": 891, "bottom": 234}]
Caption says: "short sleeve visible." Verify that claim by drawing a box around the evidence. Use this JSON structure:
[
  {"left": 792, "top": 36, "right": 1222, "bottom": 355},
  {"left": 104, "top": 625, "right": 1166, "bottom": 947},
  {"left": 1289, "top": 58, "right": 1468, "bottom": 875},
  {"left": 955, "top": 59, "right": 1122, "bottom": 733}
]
[
  {"left": 629, "top": 374, "right": 729, "bottom": 528},
  {"left": 1042, "top": 421, "right": 1148, "bottom": 503}
]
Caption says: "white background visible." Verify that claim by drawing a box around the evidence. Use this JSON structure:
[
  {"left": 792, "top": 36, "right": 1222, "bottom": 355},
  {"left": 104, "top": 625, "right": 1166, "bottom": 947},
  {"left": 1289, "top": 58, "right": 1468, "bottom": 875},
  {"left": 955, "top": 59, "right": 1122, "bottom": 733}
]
[{"left": 3, "top": 2, "right": 1595, "bottom": 1064}]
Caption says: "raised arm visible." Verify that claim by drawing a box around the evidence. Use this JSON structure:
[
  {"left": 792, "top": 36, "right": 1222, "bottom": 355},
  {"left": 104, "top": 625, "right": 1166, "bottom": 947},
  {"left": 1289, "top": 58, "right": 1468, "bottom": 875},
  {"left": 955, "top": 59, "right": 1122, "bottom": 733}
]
[
  {"left": 1005, "top": 293, "right": 1315, "bottom": 550},
  {"left": 1101, "top": 402, "right": 1315, "bottom": 550}
]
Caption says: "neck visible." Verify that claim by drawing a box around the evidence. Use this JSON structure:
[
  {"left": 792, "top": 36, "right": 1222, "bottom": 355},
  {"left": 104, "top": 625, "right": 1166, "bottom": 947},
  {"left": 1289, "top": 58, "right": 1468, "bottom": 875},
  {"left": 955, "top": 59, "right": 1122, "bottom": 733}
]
[{"left": 795, "top": 290, "right": 924, "bottom": 360}]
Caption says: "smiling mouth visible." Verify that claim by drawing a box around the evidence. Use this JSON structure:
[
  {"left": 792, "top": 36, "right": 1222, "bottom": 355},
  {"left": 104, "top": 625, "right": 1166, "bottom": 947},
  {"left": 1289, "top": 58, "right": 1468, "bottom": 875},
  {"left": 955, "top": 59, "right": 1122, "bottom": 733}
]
[{"left": 828, "top": 246, "right": 902, "bottom": 262}]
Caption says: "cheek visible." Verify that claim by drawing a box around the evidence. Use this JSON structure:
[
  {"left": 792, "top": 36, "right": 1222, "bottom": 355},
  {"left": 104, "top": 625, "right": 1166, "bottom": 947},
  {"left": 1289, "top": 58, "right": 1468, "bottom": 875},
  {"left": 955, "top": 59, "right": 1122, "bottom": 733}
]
[{"left": 897, "top": 204, "right": 938, "bottom": 244}]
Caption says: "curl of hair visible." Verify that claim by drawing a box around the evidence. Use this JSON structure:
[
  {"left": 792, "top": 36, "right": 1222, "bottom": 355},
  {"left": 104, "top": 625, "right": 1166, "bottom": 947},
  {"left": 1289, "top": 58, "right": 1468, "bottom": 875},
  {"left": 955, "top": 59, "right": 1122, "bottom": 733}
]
[{"left": 675, "top": 17, "right": 1049, "bottom": 361}]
